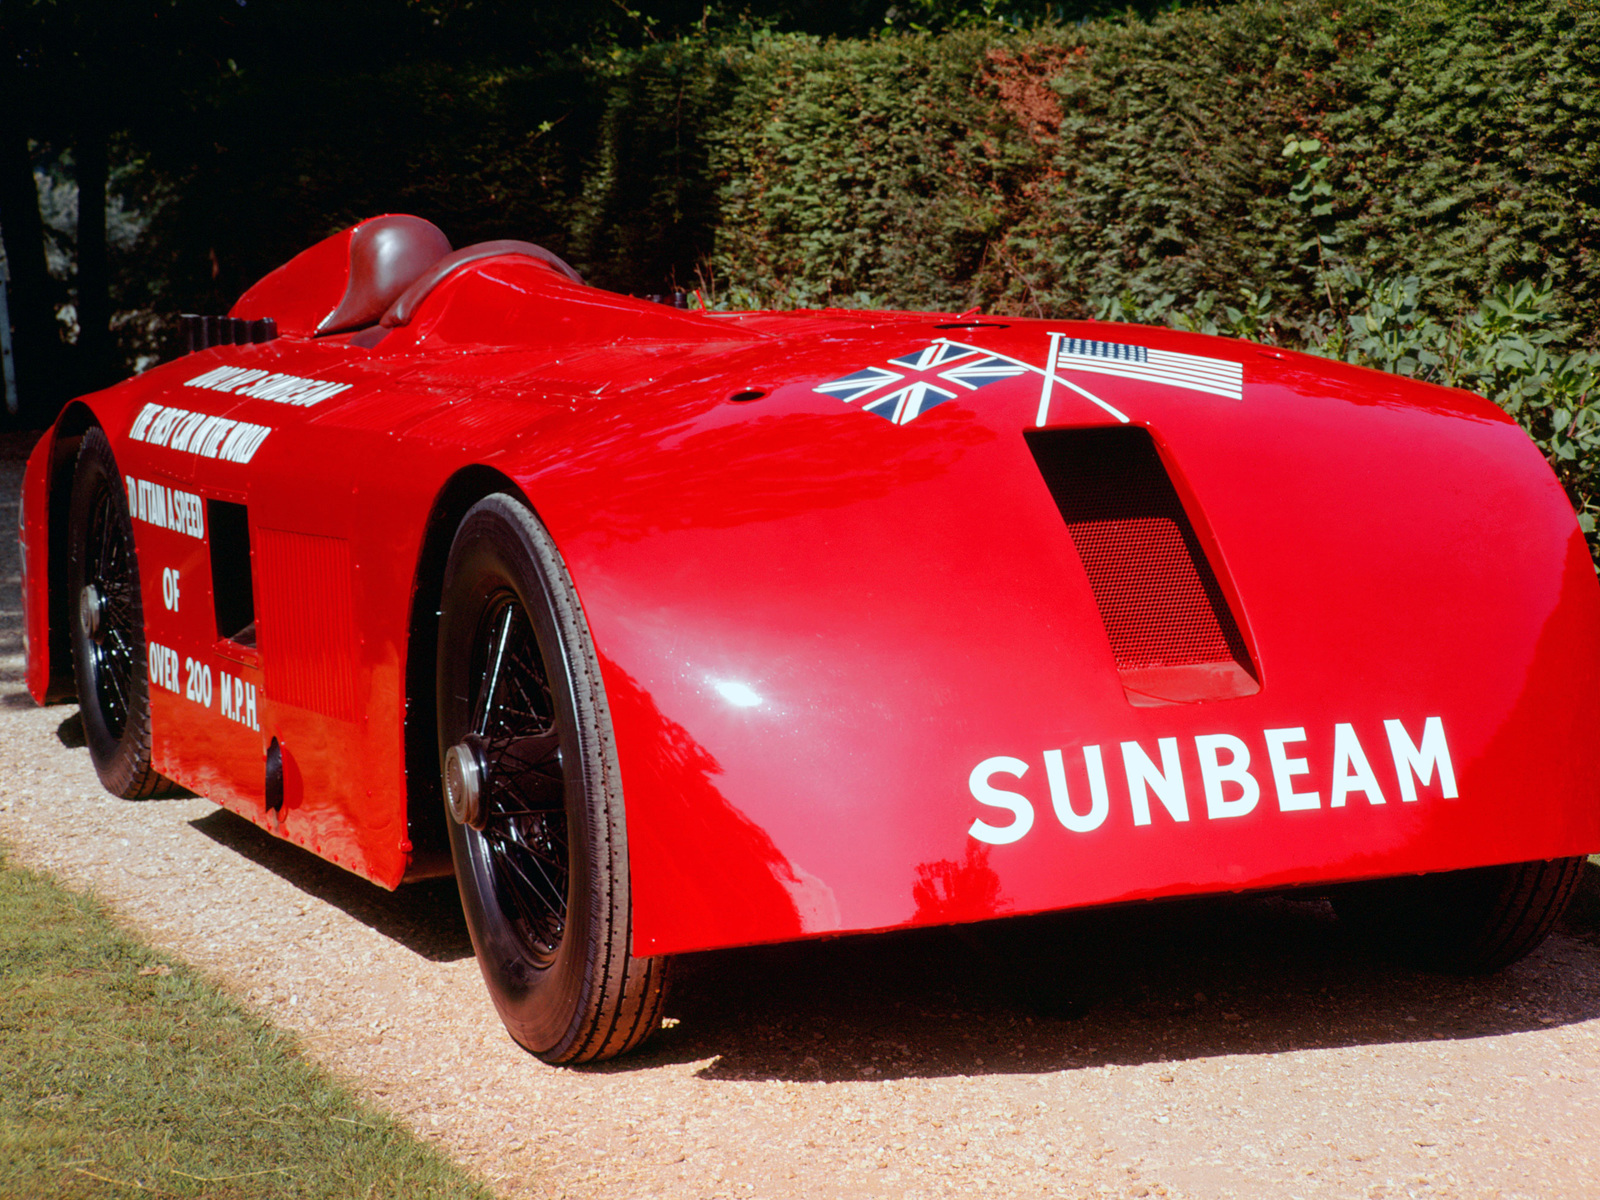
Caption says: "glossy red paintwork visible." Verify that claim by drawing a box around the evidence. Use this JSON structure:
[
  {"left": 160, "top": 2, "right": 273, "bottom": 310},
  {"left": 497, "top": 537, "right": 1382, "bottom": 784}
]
[{"left": 21, "top": 220, "right": 1600, "bottom": 956}]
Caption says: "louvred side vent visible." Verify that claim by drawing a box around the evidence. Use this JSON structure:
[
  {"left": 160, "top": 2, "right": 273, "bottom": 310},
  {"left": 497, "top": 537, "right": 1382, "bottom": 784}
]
[
  {"left": 256, "top": 528, "right": 359, "bottom": 721},
  {"left": 1026, "top": 426, "right": 1259, "bottom": 706}
]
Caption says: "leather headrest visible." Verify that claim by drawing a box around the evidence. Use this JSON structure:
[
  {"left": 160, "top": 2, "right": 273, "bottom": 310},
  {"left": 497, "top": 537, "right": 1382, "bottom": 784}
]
[{"left": 316, "top": 215, "right": 453, "bottom": 335}]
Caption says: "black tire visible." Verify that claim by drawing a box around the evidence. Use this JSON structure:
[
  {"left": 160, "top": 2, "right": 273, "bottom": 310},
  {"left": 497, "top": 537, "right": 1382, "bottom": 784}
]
[
  {"left": 1332, "top": 857, "right": 1585, "bottom": 973},
  {"left": 65, "top": 427, "right": 174, "bottom": 799},
  {"left": 436, "top": 494, "right": 667, "bottom": 1063}
]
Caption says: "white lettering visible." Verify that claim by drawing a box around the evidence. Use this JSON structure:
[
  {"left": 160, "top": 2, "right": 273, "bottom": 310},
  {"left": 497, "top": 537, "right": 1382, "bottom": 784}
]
[
  {"left": 189, "top": 415, "right": 220, "bottom": 455},
  {"left": 1330, "top": 722, "right": 1384, "bottom": 806},
  {"left": 275, "top": 378, "right": 321, "bottom": 404},
  {"left": 1122, "top": 737, "right": 1188, "bottom": 826},
  {"left": 178, "top": 415, "right": 212, "bottom": 455},
  {"left": 147, "top": 406, "right": 181, "bottom": 446},
  {"left": 1264, "top": 726, "right": 1320, "bottom": 811},
  {"left": 1385, "top": 717, "right": 1457, "bottom": 803},
  {"left": 187, "top": 366, "right": 348, "bottom": 407},
  {"left": 215, "top": 671, "right": 258, "bottom": 730},
  {"left": 147, "top": 642, "right": 181, "bottom": 694},
  {"left": 199, "top": 415, "right": 236, "bottom": 458},
  {"left": 293, "top": 380, "right": 351, "bottom": 405},
  {"left": 1045, "top": 746, "right": 1109, "bottom": 833},
  {"left": 183, "top": 365, "right": 230, "bottom": 389},
  {"left": 970, "top": 714, "right": 1458, "bottom": 843},
  {"left": 161, "top": 568, "right": 180, "bottom": 611},
  {"left": 158, "top": 408, "right": 186, "bottom": 445},
  {"left": 968, "top": 756, "right": 1035, "bottom": 845},
  {"left": 169, "top": 410, "right": 207, "bottom": 453},
  {"left": 119, "top": 406, "right": 272, "bottom": 465},
  {"left": 241, "top": 373, "right": 297, "bottom": 401},
  {"left": 1195, "top": 733, "right": 1259, "bottom": 819},
  {"left": 129, "top": 402, "right": 160, "bottom": 441},
  {"left": 220, "top": 368, "right": 270, "bottom": 393},
  {"left": 124, "top": 477, "right": 205, "bottom": 540},
  {"left": 183, "top": 656, "right": 213, "bottom": 707},
  {"left": 223, "top": 422, "right": 271, "bottom": 463},
  {"left": 218, "top": 421, "right": 260, "bottom": 461}
]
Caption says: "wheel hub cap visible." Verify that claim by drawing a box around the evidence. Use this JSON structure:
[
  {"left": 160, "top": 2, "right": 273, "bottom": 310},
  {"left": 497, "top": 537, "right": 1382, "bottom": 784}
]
[
  {"left": 79, "top": 584, "right": 104, "bottom": 641},
  {"left": 444, "top": 740, "right": 485, "bottom": 828}
]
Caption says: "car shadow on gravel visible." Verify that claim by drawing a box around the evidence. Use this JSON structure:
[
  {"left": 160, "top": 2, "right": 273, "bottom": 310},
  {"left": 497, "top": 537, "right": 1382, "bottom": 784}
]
[
  {"left": 610, "top": 872, "right": 1600, "bottom": 1084},
  {"left": 176, "top": 785, "right": 1600, "bottom": 1084},
  {"left": 54, "top": 711, "right": 87, "bottom": 747},
  {"left": 187, "top": 808, "right": 473, "bottom": 962},
  {"left": 50, "top": 709, "right": 199, "bottom": 796}
]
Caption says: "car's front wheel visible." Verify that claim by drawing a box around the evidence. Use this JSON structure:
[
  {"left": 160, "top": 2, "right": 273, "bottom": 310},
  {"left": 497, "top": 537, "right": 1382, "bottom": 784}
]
[{"left": 436, "top": 493, "right": 667, "bottom": 1063}]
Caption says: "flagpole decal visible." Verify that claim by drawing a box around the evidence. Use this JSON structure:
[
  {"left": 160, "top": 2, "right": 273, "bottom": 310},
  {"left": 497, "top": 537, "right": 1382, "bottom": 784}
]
[
  {"left": 1037, "top": 332, "right": 1063, "bottom": 427},
  {"left": 936, "top": 335, "right": 1128, "bottom": 425}
]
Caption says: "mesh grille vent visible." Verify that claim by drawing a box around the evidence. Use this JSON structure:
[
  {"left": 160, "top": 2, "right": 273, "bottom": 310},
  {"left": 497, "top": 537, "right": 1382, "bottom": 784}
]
[{"left": 1027, "top": 426, "right": 1257, "bottom": 704}]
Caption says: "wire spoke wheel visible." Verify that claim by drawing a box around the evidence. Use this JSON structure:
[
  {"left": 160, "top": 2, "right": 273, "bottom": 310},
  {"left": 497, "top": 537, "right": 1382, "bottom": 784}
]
[
  {"left": 83, "top": 483, "right": 139, "bottom": 738},
  {"left": 437, "top": 493, "right": 666, "bottom": 1063},
  {"left": 466, "top": 594, "right": 570, "bottom": 968},
  {"left": 66, "top": 427, "right": 173, "bottom": 799}
]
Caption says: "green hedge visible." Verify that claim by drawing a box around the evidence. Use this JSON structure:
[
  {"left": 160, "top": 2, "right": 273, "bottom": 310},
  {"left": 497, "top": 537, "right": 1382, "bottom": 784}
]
[{"left": 543, "top": 1, "right": 1598, "bottom": 337}]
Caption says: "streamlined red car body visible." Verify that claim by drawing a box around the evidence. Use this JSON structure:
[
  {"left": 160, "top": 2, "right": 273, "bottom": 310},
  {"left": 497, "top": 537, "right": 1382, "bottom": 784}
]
[{"left": 17, "top": 216, "right": 1600, "bottom": 976}]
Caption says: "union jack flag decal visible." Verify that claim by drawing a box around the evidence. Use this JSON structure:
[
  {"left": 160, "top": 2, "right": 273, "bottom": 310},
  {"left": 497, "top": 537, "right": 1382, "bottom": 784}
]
[{"left": 815, "top": 343, "right": 1027, "bottom": 425}]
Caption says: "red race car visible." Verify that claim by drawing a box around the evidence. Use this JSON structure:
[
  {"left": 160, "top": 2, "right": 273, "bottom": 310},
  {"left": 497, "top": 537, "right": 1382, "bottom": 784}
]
[{"left": 17, "top": 215, "right": 1600, "bottom": 1062}]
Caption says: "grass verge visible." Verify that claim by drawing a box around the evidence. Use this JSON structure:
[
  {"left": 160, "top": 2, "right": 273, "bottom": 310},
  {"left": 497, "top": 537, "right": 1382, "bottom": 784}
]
[{"left": 0, "top": 845, "right": 495, "bottom": 1199}]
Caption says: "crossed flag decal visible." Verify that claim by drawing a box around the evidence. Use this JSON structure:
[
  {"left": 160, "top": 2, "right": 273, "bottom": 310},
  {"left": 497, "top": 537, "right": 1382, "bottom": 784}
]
[{"left": 813, "top": 335, "right": 1244, "bottom": 427}]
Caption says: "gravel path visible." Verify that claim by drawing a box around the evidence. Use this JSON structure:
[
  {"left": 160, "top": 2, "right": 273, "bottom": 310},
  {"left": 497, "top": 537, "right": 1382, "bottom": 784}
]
[{"left": 5, "top": 430, "right": 1600, "bottom": 1200}]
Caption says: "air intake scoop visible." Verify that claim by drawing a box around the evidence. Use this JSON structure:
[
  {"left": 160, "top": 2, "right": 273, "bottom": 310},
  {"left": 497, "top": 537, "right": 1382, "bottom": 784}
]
[{"left": 1027, "top": 425, "right": 1260, "bottom": 705}]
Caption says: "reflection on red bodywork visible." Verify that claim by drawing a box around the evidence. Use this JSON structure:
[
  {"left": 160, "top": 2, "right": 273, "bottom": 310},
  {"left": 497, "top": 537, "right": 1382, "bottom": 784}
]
[
  {"left": 913, "top": 842, "right": 1005, "bottom": 926},
  {"left": 527, "top": 402, "right": 998, "bottom": 548},
  {"left": 602, "top": 656, "right": 812, "bottom": 956}
]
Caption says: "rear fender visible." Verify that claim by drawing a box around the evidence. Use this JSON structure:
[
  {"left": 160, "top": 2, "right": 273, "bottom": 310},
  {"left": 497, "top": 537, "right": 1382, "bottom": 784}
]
[{"left": 22, "top": 404, "right": 98, "bottom": 703}]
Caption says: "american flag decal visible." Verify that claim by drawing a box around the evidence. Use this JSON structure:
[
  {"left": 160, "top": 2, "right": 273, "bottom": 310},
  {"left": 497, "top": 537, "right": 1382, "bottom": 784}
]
[
  {"left": 1055, "top": 338, "right": 1243, "bottom": 401},
  {"left": 815, "top": 342, "right": 1027, "bottom": 425}
]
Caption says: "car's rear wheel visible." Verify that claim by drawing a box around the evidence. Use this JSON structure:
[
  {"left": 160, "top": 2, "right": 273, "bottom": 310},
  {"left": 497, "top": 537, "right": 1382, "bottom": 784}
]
[
  {"left": 437, "top": 493, "right": 667, "bottom": 1063},
  {"left": 66, "top": 427, "right": 174, "bottom": 798},
  {"left": 1332, "top": 857, "right": 1585, "bottom": 973}
]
